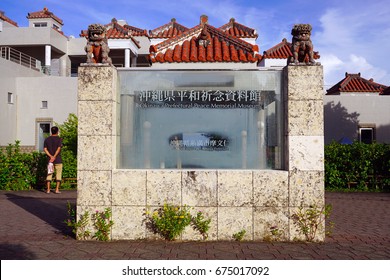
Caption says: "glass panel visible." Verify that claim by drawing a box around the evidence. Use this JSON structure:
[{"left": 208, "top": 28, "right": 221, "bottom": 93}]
[{"left": 119, "top": 70, "right": 283, "bottom": 169}]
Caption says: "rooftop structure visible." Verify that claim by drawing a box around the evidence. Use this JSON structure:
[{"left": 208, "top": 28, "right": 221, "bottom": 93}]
[{"left": 326, "top": 73, "right": 388, "bottom": 95}]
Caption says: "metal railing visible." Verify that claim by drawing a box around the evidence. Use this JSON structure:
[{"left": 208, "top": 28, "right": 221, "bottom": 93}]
[{"left": 0, "top": 46, "right": 42, "bottom": 72}]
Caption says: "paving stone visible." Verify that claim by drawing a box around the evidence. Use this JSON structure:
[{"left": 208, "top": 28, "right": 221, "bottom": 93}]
[{"left": 0, "top": 190, "right": 389, "bottom": 260}]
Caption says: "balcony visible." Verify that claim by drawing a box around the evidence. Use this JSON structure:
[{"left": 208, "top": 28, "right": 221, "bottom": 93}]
[{"left": 0, "top": 46, "right": 42, "bottom": 71}]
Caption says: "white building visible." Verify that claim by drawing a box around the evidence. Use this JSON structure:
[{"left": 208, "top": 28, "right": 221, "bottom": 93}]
[
  {"left": 0, "top": 8, "right": 144, "bottom": 151},
  {"left": 324, "top": 73, "right": 390, "bottom": 144}
]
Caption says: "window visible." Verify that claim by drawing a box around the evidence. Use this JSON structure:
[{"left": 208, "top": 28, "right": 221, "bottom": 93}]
[
  {"left": 41, "top": 101, "right": 48, "bottom": 109},
  {"left": 34, "top": 22, "right": 48, "bottom": 28},
  {"left": 8, "top": 92, "right": 13, "bottom": 104},
  {"left": 359, "top": 125, "right": 375, "bottom": 144},
  {"left": 37, "top": 122, "right": 51, "bottom": 151}
]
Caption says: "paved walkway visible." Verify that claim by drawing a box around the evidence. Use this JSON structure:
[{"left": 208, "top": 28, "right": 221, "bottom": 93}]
[{"left": 0, "top": 190, "right": 389, "bottom": 260}]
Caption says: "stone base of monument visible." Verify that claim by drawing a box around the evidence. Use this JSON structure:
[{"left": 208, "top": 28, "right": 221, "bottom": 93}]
[{"left": 77, "top": 65, "right": 324, "bottom": 242}]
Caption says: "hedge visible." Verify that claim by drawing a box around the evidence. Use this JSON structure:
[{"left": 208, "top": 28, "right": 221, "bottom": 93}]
[
  {"left": 325, "top": 141, "right": 390, "bottom": 191},
  {"left": 0, "top": 141, "right": 77, "bottom": 190}
]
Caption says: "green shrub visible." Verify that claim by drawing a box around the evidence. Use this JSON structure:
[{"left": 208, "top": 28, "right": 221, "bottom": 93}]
[
  {"left": 192, "top": 211, "right": 211, "bottom": 240},
  {"left": 0, "top": 141, "right": 44, "bottom": 190},
  {"left": 145, "top": 203, "right": 192, "bottom": 241},
  {"left": 57, "top": 113, "right": 78, "bottom": 156},
  {"left": 57, "top": 113, "right": 78, "bottom": 183},
  {"left": 61, "top": 149, "right": 77, "bottom": 179},
  {"left": 291, "top": 204, "right": 332, "bottom": 242},
  {"left": 64, "top": 201, "right": 91, "bottom": 240},
  {"left": 232, "top": 229, "right": 246, "bottom": 241},
  {"left": 145, "top": 204, "right": 213, "bottom": 241},
  {"left": 0, "top": 114, "right": 79, "bottom": 190},
  {"left": 92, "top": 208, "right": 114, "bottom": 241},
  {"left": 325, "top": 142, "right": 390, "bottom": 191}
]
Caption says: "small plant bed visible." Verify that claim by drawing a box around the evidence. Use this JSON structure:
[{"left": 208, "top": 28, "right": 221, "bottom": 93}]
[
  {"left": 291, "top": 204, "right": 334, "bottom": 242},
  {"left": 145, "top": 203, "right": 211, "bottom": 241},
  {"left": 232, "top": 229, "right": 246, "bottom": 241},
  {"left": 64, "top": 202, "right": 114, "bottom": 241}
]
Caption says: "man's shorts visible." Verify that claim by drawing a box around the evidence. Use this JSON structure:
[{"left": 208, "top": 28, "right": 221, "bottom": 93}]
[{"left": 46, "top": 163, "right": 63, "bottom": 182}]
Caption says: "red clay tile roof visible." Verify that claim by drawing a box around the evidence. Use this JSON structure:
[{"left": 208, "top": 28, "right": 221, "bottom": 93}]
[
  {"left": 106, "top": 21, "right": 132, "bottom": 39},
  {"left": 105, "top": 18, "right": 148, "bottom": 37},
  {"left": 80, "top": 19, "right": 142, "bottom": 48},
  {"left": 27, "top": 7, "right": 63, "bottom": 25},
  {"left": 105, "top": 21, "right": 141, "bottom": 48},
  {"left": 105, "top": 19, "right": 147, "bottom": 38},
  {"left": 219, "top": 18, "right": 258, "bottom": 39},
  {"left": 149, "top": 22, "right": 261, "bottom": 64},
  {"left": 261, "top": 38, "right": 320, "bottom": 59},
  {"left": 262, "top": 38, "right": 292, "bottom": 59},
  {"left": 0, "top": 11, "right": 18, "bottom": 27},
  {"left": 326, "top": 73, "right": 388, "bottom": 95},
  {"left": 123, "top": 24, "right": 148, "bottom": 37},
  {"left": 259, "top": 38, "right": 320, "bottom": 65},
  {"left": 149, "top": 18, "right": 189, "bottom": 38}
]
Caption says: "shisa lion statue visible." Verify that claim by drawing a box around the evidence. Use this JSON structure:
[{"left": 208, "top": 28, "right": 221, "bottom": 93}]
[
  {"left": 289, "top": 24, "right": 320, "bottom": 65},
  {"left": 85, "top": 24, "right": 112, "bottom": 64}
]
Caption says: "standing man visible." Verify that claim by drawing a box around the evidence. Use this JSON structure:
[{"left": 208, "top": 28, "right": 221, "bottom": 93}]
[{"left": 44, "top": 126, "right": 63, "bottom": 193}]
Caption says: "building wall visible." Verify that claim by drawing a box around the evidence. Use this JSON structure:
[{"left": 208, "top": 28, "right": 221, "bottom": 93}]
[
  {"left": 28, "top": 17, "right": 62, "bottom": 31},
  {"left": 258, "top": 58, "right": 287, "bottom": 68},
  {"left": 67, "top": 37, "right": 87, "bottom": 55},
  {"left": 0, "top": 20, "right": 17, "bottom": 30},
  {"left": 15, "top": 76, "right": 77, "bottom": 148},
  {"left": 324, "top": 94, "right": 390, "bottom": 144},
  {"left": 0, "top": 57, "right": 44, "bottom": 146},
  {"left": 135, "top": 36, "right": 152, "bottom": 55},
  {"left": 0, "top": 27, "right": 68, "bottom": 54}
]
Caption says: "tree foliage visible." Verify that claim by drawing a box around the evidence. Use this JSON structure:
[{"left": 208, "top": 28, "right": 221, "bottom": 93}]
[
  {"left": 56, "top": 113, "right": 78, "bottom": 183},
  {"left": 57, "top": 113, "right": 78, "bottom": 156}
]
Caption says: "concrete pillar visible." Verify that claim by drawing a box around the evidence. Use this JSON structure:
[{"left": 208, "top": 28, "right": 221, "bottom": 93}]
[
  {"left": 45, "top": 45, "right": 51, "bottom": 66},
  {"left": 131, "top": 56, "right": 137, "bottom": 67},
  {"left": 284, "top": 65, "right": 325, "bottom": 241},
  {"left": 59, "top": 56, "right": 67, "bottom": 77},
  {"left": 77, "top": 65, "right": 118, "bottom": 237},
  {"left": 124, "top": 49, "right": 130, "bottom": 68}
]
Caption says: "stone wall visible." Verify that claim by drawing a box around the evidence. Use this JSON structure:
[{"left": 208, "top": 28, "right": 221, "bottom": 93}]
[{"left": 77, "top": 65, "right": 324, "bottom": 241}]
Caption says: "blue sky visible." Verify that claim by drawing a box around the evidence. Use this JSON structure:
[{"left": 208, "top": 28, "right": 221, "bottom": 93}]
[{"left": 1, "top": 0, "right": 389, "bottom": 87}]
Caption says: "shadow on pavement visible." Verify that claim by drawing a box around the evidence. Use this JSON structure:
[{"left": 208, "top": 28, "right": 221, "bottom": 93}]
[
  {"left": 5, "top": 193, "right": 73, "bottom": 237},
  {"left": 0, "top": 243, "right": 37, "bottom": 260}
]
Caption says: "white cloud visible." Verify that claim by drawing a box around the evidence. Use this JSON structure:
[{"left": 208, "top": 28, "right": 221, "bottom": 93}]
[
  {"left": 348, "top": 54, "right": 387, "bottom": 84},
  {"left": 321, "top": 53, "right": 389, "bottom": 88},
  {"left": 314, "top": 5, "right": 390, "bottom": 86},
  {"left": 320, "top": 53, "right": 344, "bottom": 86}
]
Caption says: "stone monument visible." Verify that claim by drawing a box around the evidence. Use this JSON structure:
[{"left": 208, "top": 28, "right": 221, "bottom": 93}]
[{"left": 77, "top": 24, "right": 325, "bottom": 242}]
